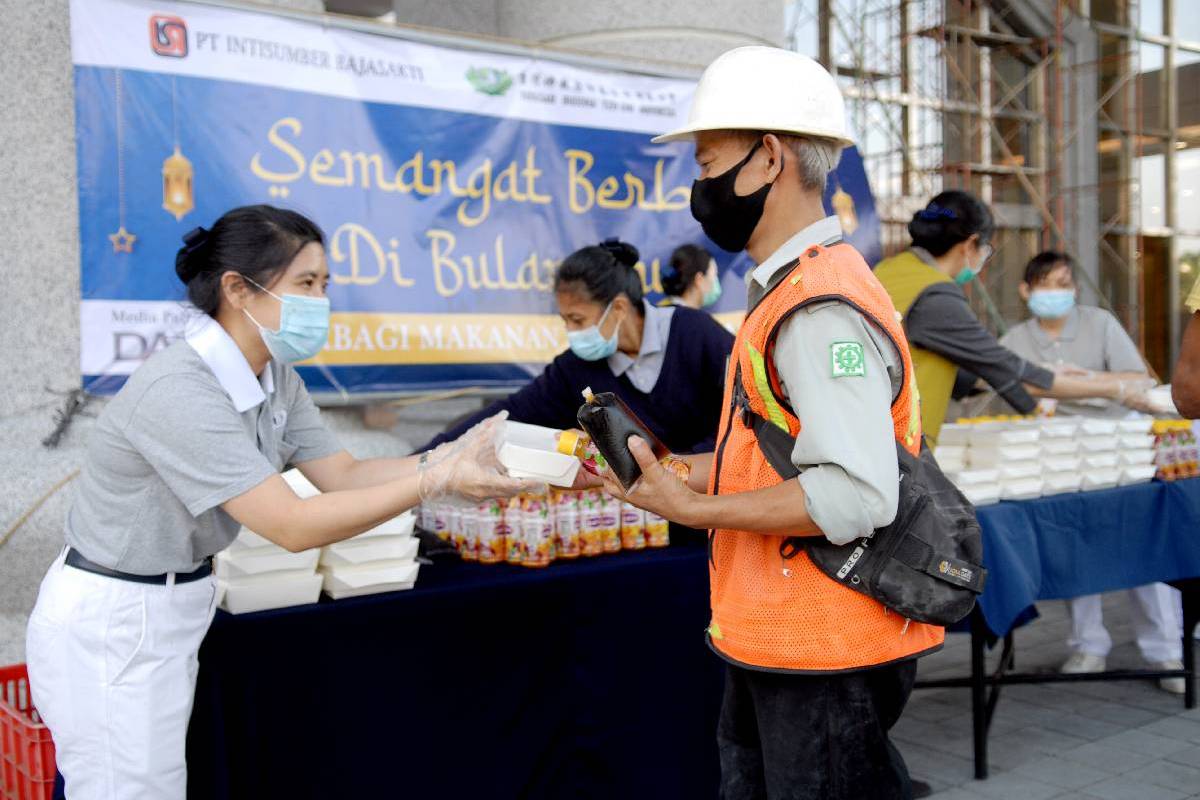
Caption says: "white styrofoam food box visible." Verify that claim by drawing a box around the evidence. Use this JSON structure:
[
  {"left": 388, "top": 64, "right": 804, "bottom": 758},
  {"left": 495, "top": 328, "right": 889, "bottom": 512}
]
[
  {"left": 1040, "top": 420, "right": 1079, "bottom": 439},
  {"left": 321, "top": 561, "right": 421, "bottom": 600},
  {"left": 1119, "top": 465, "right": 1157, "bottom": 485},
  {"left": 951, "top": 468, "right": 1000, "bottom": 486},
  {"left": 1083, "top": 454, "right": 1120, "bottom": 470},
  {"left": 1079, "top": 420, "right": 1119, "bottom": 437},
  {"left": 216, "top": 547, "right": 319, "bottom": 580},
  {"left": 935, "top": 445, "right": 967, "bottom": 462},
  {"left": 220, "top": 572, "right": 323, "bottom": 614},
  {"left": 962, "top": 484, "right": 1001, "bottom": 506},
  {"left": 1000, "top": 479, "right": 1043, "bottom": 501},
  {"left": 497, "top": 443, "right": 580, "bottom": 487},
  {"left": 1042, "top": 439, "right": 1080, "bottom": 456},
  {"left": 1043, "top": 455, "right": 1082, "bottom": 473},
  {"left": 352, "top": 512, "right": 416, "bottom": 541},
  {"left": 999, "top": 462, "right": 1041, "bottom": 481},
  {"left": 1117, "top": 418, "right": 1153, "bottom": 435},
  {"left": 1082, "top": 469, "right": 1121, "bottom": 491},
  {"left": 1119, "top": 449, "right": 1157, "bottom": 467},
  {"left": 226, "top": 526, "right": 278, "bottom": 552},
  {"left": 1079, "top": 437, "right": 1117, "bottom": 453},
  {"left": 970, "top": 427, "right": 1039, "bottom": 446},
  {"left": 320, "top": 536, "right": 420, "bottom": 567},
  {"left": 1117, "top": 434, "right": 1155, "bottom": 451},
  {"left": 967, "top": 444, "right": 1040, "bottom": 466},
  {"left": 937, "top": 425, "right": 971, "bottom": 446},
  {"left": 1043, "top": 473, "right": 1082, "bottom": 495},
  {"left": 282, "top": 468, "right": 321, "bottom": 498}
]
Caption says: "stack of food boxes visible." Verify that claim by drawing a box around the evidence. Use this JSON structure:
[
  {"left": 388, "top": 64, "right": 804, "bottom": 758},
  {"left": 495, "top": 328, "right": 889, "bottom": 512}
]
[
  {"left": 215, "top": 469, "right": 420, "bottom": 613},
  {"left": 934, "top": 417, "right": 1157, "bottom": 507},
  {"left": 215, "top": 470, "right": 323, "bottom": 614}
]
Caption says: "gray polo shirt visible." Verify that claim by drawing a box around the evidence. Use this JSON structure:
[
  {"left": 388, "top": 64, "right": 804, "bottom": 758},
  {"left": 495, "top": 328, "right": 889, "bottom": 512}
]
[
  {"left": 607, "top": 301, "right": 676, "bottom": 393},
  {"left": 999, "top": 306, "right": 1146, "bottom": 418},
  {"left": 66, "top": 315, "right": 342, "bottom": 574},
  {"left": 746, "top": 216, "right": 902, "bottom": 546}
]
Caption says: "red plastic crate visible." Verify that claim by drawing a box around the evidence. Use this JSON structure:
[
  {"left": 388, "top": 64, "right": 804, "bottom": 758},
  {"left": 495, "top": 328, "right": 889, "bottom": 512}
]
[{"left": 0, "top": 665, "right": 55, "bottom": 800}]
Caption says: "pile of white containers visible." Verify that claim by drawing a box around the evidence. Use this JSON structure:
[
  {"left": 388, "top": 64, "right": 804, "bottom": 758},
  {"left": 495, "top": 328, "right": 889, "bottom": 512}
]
[
  {"left": 934, "top": 417, "right": 1157, "bottom": 507},
  {"left": 215, "top": 469, "right": 419, "bottom": 614}
]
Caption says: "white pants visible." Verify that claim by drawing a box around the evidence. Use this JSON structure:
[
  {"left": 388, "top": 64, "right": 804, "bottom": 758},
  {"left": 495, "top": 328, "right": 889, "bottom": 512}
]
[
  {"left": 25, "top": 550, "right": 218, "bottom": 799},
  {"left": 1068, "top": 583, "right": 1183, "bottom": 663}
]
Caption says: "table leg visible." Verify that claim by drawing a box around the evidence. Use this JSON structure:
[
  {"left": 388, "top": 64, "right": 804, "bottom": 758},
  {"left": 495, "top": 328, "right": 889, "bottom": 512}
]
[
  {"left": 971, "top": 612, "right": 988, "bottom": 780},
  {"left": 1182, "top": 583, "right": 1198, "bottom": 710}
]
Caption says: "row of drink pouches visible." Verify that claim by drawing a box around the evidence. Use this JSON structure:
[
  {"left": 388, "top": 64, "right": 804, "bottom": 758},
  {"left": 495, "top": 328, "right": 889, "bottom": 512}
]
[{"left": 419, "top": 490, "right": 669, "bottom": 567}]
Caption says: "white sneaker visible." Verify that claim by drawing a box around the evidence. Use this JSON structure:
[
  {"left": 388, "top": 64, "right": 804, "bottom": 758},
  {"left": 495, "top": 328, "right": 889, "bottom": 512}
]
[
  {"left": 1061, "top": 652, "right": 1107, "bottom": 673},
  {"left": 1152, "top": 660, "right": 1187, "bottom": 695}
]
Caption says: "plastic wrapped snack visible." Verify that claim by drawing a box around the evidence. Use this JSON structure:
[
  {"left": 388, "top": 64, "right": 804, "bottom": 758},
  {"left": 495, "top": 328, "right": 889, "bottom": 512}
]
[
  {"left": 620, "top": 503, "right": 647, "bottom": 550},
  {"left": 645, "top": 512, "right": 670, "bottom": 548},
  {"left": 577, "top": 389, "right": 670, "bottom": 489}
]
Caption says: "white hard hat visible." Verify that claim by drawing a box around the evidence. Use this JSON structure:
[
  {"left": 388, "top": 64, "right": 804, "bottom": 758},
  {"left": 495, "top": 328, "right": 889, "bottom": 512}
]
[{"left": 653, "top": 46, "right": 854, "bottom": 147}]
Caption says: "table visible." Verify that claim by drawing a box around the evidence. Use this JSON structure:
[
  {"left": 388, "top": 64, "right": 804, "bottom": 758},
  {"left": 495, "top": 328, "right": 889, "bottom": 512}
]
[
  {"left": 185, "top": 540, "right": 725, "bottom": 800},
  {"left": 915, "top": 478, "right": 1200, "bottom": 779}
]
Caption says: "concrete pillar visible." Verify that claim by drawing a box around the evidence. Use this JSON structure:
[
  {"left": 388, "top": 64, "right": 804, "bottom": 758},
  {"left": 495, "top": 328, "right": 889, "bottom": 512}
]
[{"left": 392, "top": 0, "right": 781, "bottom": 67}]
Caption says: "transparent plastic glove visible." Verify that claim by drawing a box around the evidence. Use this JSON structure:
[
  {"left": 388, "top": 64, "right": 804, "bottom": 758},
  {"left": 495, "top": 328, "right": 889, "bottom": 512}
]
[
  {"left": 1116, "top": 378, "right": 1158, "bottom": 412},
  {"left": 418, "top": 413, "right": 540, "bottom": 502}
]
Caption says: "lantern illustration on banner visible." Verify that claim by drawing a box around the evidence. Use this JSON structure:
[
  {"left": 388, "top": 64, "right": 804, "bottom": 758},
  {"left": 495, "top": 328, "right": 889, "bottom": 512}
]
[
  {"left": 162, "top": 147, "right": 194, "bottom": 220},
  {"left": 162, "top": 77, "right": 194, "bottom": 221},
  {"left": 830, "top": 179, "right": 859, "bottom": 236}
]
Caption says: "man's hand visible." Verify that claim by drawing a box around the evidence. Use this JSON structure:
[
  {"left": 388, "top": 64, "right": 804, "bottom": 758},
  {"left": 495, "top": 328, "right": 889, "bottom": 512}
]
[{"left": 599, "top": 437, "right": 700, "bottom": 526}]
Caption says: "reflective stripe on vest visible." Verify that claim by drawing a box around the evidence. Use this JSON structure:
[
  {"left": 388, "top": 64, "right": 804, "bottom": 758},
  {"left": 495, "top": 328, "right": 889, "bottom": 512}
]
[{"left": 706, "top": 243, "right": 945, "bottom": 673}]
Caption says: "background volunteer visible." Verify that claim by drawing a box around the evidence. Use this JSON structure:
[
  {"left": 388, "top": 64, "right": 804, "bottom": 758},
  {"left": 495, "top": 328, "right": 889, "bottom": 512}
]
[
  {"left": 421, "top": 238, "right": 734, "bottom": 455},
  {"left": 873, "top": 190, "right": 1153, "bottom": 446},
  {"left": 1000, "top": 251, "right": 1183, "bottom": 693},
  {"left": 606, "top": 46, "right": 935, "bottom": 799},
  {"left": 659, "top": 243, "right": 723, "bottom": 310},
  {"left": 25, "top": 205, "right": 532, "bottom": 798}
]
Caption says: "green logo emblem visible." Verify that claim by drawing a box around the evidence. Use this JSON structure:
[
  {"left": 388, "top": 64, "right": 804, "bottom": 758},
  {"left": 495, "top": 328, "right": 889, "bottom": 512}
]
[
  {"left": 830, "top": 341, "right": 866, "bottom": 378},
  {"left": 466, "top": 67, "right": 513, "bottom": 96}
]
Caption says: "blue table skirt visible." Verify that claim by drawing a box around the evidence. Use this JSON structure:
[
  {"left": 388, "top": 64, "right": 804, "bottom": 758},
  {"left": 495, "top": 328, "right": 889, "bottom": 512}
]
[
  {"left": 974, "top": 478, "right": 1200, "bottom": 637},
  {"left": 186, "top": 540, "right": 724, "bottom": 800}
]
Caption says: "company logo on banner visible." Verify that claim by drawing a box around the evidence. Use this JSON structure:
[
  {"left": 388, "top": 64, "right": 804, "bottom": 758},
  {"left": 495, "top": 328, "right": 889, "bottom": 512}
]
[
  {"left": 149, "top": 15, "right": 188, "bottom": 58},
  {"left": 71, "top": 0, "right": 881, "bottom": 396}
]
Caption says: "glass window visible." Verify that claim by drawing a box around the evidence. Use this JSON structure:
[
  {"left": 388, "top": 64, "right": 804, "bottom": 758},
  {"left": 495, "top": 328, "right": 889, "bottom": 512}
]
[
  {"left": 1177, "top": 0, "right": 1200, "bottom": 44},
  {"left": 1142, "top": 0, "right": 1165, "bottom": 35},
  {"left": 1175, "top": 147, "right": 1200, "bottom": 232},
  {"left": 785, "top": 0, "right": 819, "bottom": 59},
  {"left": 1138, "top": 151, "right": 1167, "bottom": 228},
  {"left": 1092, "top": 0, "right": 1129, "bottom": 27}
]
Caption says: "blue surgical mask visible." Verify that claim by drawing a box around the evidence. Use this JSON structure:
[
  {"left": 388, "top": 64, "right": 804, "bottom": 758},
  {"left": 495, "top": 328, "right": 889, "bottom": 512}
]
[
  {"left": 567, "top": 301, "right": 620, "bottom": 361},
  {"left": 243, "top": 278, "right": 331, "bottom": 364},
  {"left": 1027, "top": 289, "right": 1076, "bottom": 320},
  {"left": 701, "top": 263, "right": 723, "bottom": 308}
]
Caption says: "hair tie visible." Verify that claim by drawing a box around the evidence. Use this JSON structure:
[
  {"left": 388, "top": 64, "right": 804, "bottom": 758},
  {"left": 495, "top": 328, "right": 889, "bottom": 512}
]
[
  {"left": 917, "top": 204, "right": 957, "bottom": 221},
  {"left": 599, "top": 237, "right": 639, "bottom": 268},
  {"left": 182, "top": 226, "right": 210, "bottom": 253},
  {"left": 175, "top": 226, "right": 212, "bottom": 284}
]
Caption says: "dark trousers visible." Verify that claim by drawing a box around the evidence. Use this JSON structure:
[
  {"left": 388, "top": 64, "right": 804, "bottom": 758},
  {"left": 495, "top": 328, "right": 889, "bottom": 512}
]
[{"left": 717, "top": 659, "right": 917, "bottom": 800}]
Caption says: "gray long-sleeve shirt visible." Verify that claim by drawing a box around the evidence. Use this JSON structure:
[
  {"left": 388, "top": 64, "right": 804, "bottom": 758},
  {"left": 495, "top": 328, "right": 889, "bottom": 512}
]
[{"left": 745, "top": 216, "right": 901, "bottom": 545}]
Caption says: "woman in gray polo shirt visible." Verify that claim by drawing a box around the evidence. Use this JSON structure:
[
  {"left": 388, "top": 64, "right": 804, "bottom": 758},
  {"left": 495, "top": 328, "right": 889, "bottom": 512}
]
[{"left": 24, "top": 205, "right": 532, "bottom": 798}]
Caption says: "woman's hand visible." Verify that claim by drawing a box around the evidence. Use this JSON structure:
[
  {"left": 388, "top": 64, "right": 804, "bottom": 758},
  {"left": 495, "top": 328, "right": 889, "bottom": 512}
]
[
  {"left": 418, "top": 413, "right": 539, "bottom": 502},
  {"left": 599, "top": 437, "right": 700, "bottom": 526}
]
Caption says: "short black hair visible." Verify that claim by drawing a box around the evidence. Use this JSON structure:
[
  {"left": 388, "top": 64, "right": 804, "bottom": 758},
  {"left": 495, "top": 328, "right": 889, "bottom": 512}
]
[
  {"left": 1023, "top": 251, "right": 1075, "bottom": 286},
  {"left": 554, "top": 238, "right": 645, "bottom": 314},
  {"left": 175, "top": 205, "right": 325, "bottom": 317},
  {"left": 662, "top": 244, "right": 711, "bottom": 297},
  {"left": 908, "top": 190, "right": 995, "bottom": 257}
]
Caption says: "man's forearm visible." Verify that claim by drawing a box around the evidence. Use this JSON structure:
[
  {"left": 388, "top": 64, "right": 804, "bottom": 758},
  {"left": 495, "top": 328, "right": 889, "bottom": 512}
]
[{"left": 686, "top": 479, "right": 820, "bottom": 537}]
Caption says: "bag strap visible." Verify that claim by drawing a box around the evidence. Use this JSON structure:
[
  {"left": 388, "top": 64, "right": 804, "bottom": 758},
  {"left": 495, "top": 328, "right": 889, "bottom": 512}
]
[{"left": 890, "top": 533, "right": 987, "bottom": 593}]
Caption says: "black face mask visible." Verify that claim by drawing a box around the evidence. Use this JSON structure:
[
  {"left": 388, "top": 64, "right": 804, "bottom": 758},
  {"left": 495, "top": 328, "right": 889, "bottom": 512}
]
[{"left": 690, "top": 141, "right": 781, "bottom": 253}]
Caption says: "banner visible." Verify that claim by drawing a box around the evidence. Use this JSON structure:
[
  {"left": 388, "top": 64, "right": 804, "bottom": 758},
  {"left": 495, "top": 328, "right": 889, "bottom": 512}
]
[{"left": 71, "top": 0, "right": 881, "bottom": 396}]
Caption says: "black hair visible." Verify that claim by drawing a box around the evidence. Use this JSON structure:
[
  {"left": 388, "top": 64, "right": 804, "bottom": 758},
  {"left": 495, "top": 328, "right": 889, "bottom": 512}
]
[
  {"left": 175, "top": 205, "right": 325, "bottom": 317},
  {"left": 554, "top": 238, "right": 645, "bottom": 314},
  {"left": 1023, "top": 250, "right": 1075, "bottom": 286},
  {"left": 662, "top": 244, "right": 712, "bottom": 297},
  {"left": 907, "top": 190, "right": 995, "bottom": 257}
]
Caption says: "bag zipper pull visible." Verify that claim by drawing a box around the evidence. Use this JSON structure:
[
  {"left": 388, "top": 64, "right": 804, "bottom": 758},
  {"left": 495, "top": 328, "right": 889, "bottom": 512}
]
[{"left": 901, "top": 618, "right": 911, "bottom": 636}]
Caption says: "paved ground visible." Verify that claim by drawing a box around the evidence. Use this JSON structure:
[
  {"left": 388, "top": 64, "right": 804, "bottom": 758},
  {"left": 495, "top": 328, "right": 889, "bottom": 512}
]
[{"left": 903, "top": 595, "right": 1200, "bottom": 799}]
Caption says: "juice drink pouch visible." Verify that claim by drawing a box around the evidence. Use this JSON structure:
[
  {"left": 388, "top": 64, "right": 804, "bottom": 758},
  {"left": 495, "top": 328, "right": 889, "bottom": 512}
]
[
  {"left": 476, "top": 501, "right": 506, "bottom": 564},
  {"left": 576, "top": 390, "right": 669, "bottom": 489},
  {"left": 521, "top": 495, "right": 553, "bottom": 567},
  {"left": 580, "top": 490, "right": 605, "bottom": 556},
  {"left": 646, "top": 512, "right": 670, "bottom": 548},
  {"left": 556, "top": 506, "right": 581, "bottom": 559},
  {"left": 620, "top": 503, "right": 646, "bottom": 550}
]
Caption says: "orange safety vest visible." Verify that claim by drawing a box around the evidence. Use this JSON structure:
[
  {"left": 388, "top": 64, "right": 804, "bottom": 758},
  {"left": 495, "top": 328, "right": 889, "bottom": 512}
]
[{"left": 706, "top": 242, "right": 945, "bottom": 673}]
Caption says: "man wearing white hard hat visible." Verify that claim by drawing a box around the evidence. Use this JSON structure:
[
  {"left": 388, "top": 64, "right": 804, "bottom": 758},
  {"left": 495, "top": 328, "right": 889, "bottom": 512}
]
[{"left": 603, "top": 47, "right": 937, "bottom": 798}]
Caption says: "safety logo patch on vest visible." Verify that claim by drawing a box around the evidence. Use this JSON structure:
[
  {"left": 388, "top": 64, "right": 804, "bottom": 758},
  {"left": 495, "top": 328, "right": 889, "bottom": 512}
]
[{"left": 830, "top": 340, "right": 866, "bottom": 378}]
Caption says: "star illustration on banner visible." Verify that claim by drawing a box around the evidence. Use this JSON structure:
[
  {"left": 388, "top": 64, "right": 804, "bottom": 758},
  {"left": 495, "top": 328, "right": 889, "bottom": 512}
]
[{"left": 109, "top": 226, "right": 137, "bottom": 253}]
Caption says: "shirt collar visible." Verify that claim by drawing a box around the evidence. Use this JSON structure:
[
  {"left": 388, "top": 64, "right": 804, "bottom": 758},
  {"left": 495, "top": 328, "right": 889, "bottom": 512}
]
[
  {"left": 910, "top": 246, "right": 939, "bottom": 268},
  {"left": 608, "top": 301, "right": 671, "bottom": 377},
  {"left": 1030, "top": 306, "right": 1082, "bottom": 347},
  {"left": 746, "top": 216, "right": 844, "bottom": 288},
  {"left": 185, "top": 315, "right": 274, "bottom": 412}
]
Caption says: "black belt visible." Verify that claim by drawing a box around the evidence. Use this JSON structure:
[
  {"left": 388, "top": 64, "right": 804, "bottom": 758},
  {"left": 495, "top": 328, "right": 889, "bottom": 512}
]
[{"left": 65, "top": 548, "right": 213, "bottom": 585}]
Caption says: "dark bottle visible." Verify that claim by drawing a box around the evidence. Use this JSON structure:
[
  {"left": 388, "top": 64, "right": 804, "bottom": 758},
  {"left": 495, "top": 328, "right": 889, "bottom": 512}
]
[{"left": 576, "top": 390, "right": 670, "bottom": 489}]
